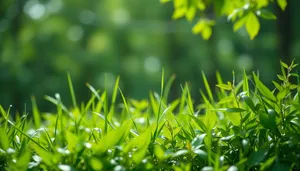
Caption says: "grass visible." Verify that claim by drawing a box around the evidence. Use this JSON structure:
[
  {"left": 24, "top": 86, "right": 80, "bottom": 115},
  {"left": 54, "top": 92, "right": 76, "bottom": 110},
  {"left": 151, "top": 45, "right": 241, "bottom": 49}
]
[{"left": 0, "top": 61, "right": 300, "bottom": 171}]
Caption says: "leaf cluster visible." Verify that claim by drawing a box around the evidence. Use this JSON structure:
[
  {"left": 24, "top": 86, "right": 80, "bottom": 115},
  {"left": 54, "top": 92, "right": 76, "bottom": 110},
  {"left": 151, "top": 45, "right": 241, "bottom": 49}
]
[{"left": 161, "top": 0, "right": 287, "bottom": 40}]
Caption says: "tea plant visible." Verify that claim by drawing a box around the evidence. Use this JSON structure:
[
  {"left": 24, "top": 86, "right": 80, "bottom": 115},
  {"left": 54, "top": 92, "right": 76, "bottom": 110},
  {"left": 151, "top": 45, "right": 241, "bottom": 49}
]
[{"left": 0, "top": 61, "right": 299, "bottom": 170}]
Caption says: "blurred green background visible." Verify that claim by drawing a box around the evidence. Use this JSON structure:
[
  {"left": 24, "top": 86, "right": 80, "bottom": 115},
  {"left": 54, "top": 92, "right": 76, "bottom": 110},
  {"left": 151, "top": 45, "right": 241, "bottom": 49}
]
[{"left": 1, "top": 0, "right": 300, "bottom": 112}]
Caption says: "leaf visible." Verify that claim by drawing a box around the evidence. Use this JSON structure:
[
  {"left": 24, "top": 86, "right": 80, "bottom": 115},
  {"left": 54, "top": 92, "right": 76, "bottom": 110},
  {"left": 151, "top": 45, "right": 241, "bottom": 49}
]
[
  {"left": 256, "top": 0, "right": 269, "bottom": 8},
  {"left": 31, "top": 96, "right": 41, "bottom": 129},
  {"left": 228, "top": 9, "right": 241, "bottom": 22},
  {"left": 218, "top": 96, "right": 235, "bottom": 104},
  {"left": 226, "top": 108, "right": 246, "bottom": 113},
  {"left": 246, "top": 12, "right": 260, "bottom": 40},
  {"left": 253, "top": 73, "right": 277, "bottom": 102},
  {"left": 0, "top": 128, "right": 9, "bottom": 150},
  {"left": 66, "top": 131, "right": 79, "bottom": 152},
  {"left": 172, "top": 8, "right": 187, "bottom": 19},
  {"left": 247, "top": 146, "right": 269, "bottom": 167},
  {"left": 259, "top": 111, "right": 276, "bottom": 130},
  {"left": 241, "top": 95, "right": 256, "bottom": 112},
  {"left": 216, "top": 83, "right": 231, "bottom": 90},
  {"left": 202, "top": 71, "right": 214, "bottom": 102},
  {"left": 172, "top": 149, "right": 189, "bottom": 158},
  {"left": 258, "top": 10, "right": 277, "bottom": 20},
  {"left": 154, "top": 145, "right": 167, "bottom": 160},
  {"left": 243, "top": 70, "right": 249, "bottom": 96},
  {"left": 260, "top": 156, "right": 276, "bottom": 170},
  {"left": 233, "top": 16, "right": 247, "bottom": 32},
  {"left": 193, "top": 149, "right": 207, "bottom": 160},
  {"left": 132, "top": 128, "right": 152, "bottom": 164},
  {"left": 160, "top": 0, "right": 171, "bottom": 3},
  {"left": 187, "top": 114, "right": 207, "bottom": 132},
  {"left": 89, "top": 158, "right": 103, "bottom": 170},
  {"left": 186, "top": 6, "right": 196, "bottom": 21},
  {"left": 192, "top": 21, "right": 206, "bottom": 34},
  {"left": 277, "top": 0, "right": 287, "bottom": 11},
  {"left": 95, "top": 120, "right": 131, "bottom": 153},
  {"left": 201, "top": 26, "right": 212, "bottom": 40},
  {"left": 67, "top": 73, "right": 77, "bottom": 108},
  {"left": 191, "top": 134, "right": 206, "bottom": 150},
  {"left": 280, "top": 60, "right": 289, "bottom": 69}
]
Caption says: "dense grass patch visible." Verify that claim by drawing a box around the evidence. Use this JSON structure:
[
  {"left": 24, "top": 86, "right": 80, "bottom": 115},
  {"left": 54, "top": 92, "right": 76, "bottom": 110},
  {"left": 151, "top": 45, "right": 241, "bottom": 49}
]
[{"left": 1, "top": 61, "right": 300, "bottom": 171}]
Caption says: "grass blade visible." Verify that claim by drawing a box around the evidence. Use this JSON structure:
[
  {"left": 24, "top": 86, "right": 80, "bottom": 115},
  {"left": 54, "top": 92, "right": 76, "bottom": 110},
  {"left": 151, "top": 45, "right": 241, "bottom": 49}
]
[{"left": 67, "top": 73, "right": 77, "bottom": 109}]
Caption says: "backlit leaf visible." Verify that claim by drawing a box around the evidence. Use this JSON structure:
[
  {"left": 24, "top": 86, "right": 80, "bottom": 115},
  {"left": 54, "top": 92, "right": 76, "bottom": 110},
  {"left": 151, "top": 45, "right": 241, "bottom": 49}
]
[
  {"left": 246, "top": 12, "right": 260, "bottom": 40},
  {"left": 277, "top": 0, "right": 287, "bottom": 11}
]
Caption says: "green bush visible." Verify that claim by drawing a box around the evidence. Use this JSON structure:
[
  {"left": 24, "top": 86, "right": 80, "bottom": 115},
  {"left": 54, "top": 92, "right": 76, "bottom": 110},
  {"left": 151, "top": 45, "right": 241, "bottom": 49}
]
[{"left": 0, "top": 61, "right": 299, "bottom": 171}]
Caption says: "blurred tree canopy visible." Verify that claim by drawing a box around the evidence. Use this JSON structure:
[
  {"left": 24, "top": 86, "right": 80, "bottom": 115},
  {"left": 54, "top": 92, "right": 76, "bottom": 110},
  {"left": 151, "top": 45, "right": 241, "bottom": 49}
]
[{"left": 0, "top": 0, "right": 299, "bottom": 112}]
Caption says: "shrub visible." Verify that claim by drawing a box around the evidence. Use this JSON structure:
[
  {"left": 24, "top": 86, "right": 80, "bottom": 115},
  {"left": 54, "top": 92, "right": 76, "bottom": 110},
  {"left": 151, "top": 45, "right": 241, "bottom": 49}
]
[{"left": 0, "top": 61, "right": 299, "bottom": 170}]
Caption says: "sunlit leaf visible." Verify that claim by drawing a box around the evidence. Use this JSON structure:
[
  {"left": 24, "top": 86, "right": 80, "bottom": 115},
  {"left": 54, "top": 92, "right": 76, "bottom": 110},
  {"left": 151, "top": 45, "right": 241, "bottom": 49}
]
[
  {"left": 277, "top": 0, "right": 287, "bottom": 11},
  {"left": 246, "top": 12, "right": 260, "bottom": 40}
]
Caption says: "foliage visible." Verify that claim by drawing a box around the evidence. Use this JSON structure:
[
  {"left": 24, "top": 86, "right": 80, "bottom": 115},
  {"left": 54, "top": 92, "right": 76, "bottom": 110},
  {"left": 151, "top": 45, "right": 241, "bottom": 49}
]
[
  {"left": 0, "top": 61, "right": 300, "bottom": 170},
  {"left": 161, "top": 0, "right": 287, "bottom": 40}
]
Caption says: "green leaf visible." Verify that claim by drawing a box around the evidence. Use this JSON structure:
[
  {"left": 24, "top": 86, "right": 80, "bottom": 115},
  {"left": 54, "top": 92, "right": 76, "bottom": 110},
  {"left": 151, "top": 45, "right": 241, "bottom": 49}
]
[
  {"left": 218, "top": 96, "right": 235, "bottom": 104},
  {"left": 256, "top": 0, "right": 269, "bottom": 8},
  {"left": 226, "top": 108, "right": 246, "bottom": 113},
  {"left": 258, "top": 10, "right": 277, "bottom": 20},
  {"left": 154, "top": 145, "right": 167, "bottom": 160},
  {"left": 66, "top": 131, "right": 79, "bottom": 152},
  {"left": 201, "top": 26, "right": 212, "bottom": 40},
  {"left": 280, "top": 60, "right": 289, "bottom": 69},
  {"left": 160, "top": 0, "right": 171, "bottom": 3},
  {"left": 0, "top": 128, "right": 9, "bottom": 150},
  {"left": 132, "top": 128, "right": 152, "bottom": 164},
  {"left": 172, "top": 8, "right": 187, "bottom": 19},
  {"left": 260, "top": 156, "right": 276, "bottom": 170},
  {"left": 191, "top": 134, "right": 206, "bottom": 150},
  {"left": 186, "top": 6, "right": 196, "bottom": 21},
  {"left": 243, "top": 70, "right": 249, "bottom": 96},
  {"left": 277, "top": 0, "right": 287, "bottom": 11},
  {"left": 15, "top": 151, "right": 31, "bottom": 170},
  {"left": 202, "top": 71, "right": 214, "bottom": 102},
  {"left": 241, "top": 96, "right": 256, "bottom": 112},
  {"left": 216, "top": 83, "right": 231, "bottom": 90},
  {"left": 31, "top": 96, "right": 41, "bottom": 129},
  {"left": 192, "top": 21, "right": 206, "bottom": 34},
  {"left": 89, "top": 158, "right": 103, "bottom": 170},
  {"left": 247, "top": 146, "right": 269, "bottom": 167},
  {"left": 259, "top": 111, "right": 276, "bottom": 130},
  {"left": 246, "top": 12, "right": 260, "bottom": 40},
  {"left": 67, "top": 73, "right": 77, "bottom": 109},
  {"left": 233, "top": 16, "right": 247, "bottom": 32},
  {"left": 187, "top": 114, "right": 207, "bottom": 132},
  {"left": 253, "top": 73, "right": 277, "bottom": 102},
  {"left": 95, "top": 120, "right": 132, "bottom": 153},
  {"left": 193, "top": 149, "right": 208, "bottom": 160}
]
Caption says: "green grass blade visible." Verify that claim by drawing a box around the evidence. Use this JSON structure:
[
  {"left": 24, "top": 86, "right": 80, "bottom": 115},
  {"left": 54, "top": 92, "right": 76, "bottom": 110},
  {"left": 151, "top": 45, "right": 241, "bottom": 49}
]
[
  {"left": 163, "top": 74, "right": 176, "bottom": 104},
  {"left": 67, "top": 73, "right": 77, "bottom": 109},
  {"left": 202, "top": 71, "right": 214, "bottom": 102},
  {"left": 118, "top": 87, "right": 138, "bottom": 134},
  {"left": 31, "top": 96, "right": 41, "bottom": 129},
  {"left": 243, "top": 70, "right": 249, "bottom": 96},
  {"left": 6, "top": 119, "right": 47, "bottom": 151},
  {"left": 185, "top": 83, "right": 194, "bottom": 114},
  {"left": 109, "top": 76, "right": 120, "bottom": 119}
]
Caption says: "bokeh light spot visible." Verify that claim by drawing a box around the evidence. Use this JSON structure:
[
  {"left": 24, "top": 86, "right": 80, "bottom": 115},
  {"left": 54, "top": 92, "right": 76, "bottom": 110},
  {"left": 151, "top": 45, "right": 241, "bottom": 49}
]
[
  {"left": 112, "top": 8, "right": 130, "bottom": 26},
  {"left": 67, "top": 26, "right": 84, "bottom": 41},
  {"left": 237, "top": 54, "right": 253, "bottom": 70},
  {"left": 24, "top": 0, "right": 46, "bottom": 20},
  {"left": 144, "top": 56, "right": 161, "bottom": 74},
  {"left": 79, "top": 10, "right": 96, "bottom": 25},
  {"left": 46, "top": 0, "right": 63, "bottom": 14}
]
